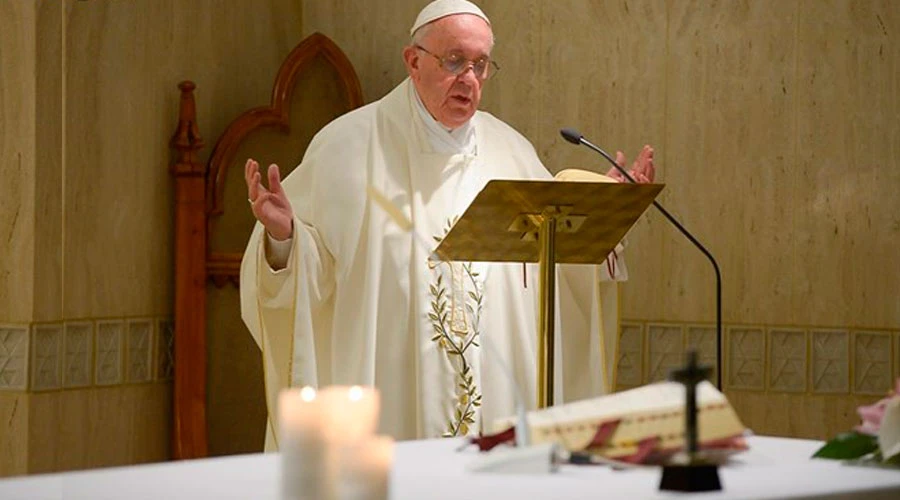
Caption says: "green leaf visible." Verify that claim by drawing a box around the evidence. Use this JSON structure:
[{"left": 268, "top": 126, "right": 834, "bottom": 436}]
[{"left": 812, "top": 432, "right": 878, "bottom": 460}]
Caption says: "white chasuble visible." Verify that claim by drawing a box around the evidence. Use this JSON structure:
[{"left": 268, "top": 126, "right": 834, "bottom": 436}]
[{"left": 240, "top": 79, "right": 624, "bottom": 451}]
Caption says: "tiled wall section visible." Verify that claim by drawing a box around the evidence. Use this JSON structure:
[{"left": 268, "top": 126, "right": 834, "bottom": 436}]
[
  {"left": 616, "top": 321, "right": 899, "bottom": 396},
  {"left": 0, "top": 318, "right": 173, "bottom": 392}
]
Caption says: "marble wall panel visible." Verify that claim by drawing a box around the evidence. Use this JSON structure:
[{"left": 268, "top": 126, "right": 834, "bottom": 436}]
[
  {"left": 63, "top": 322, "right": 92, "bottom": 388},
  {"left": 811, "top": 329, "right": 850, "bottom": 394},
  {"left": 0, "top": 325, "right": 30, "bottom": 391},
  {"left": 645, "top": 323, "right": 683, "bottom": 382},
  {"left": 727, "top": 326, "right": 765, "bottom": 390},
  {"left": 477, "top": 0, "right": 542, "bottom": 145},
  {"left": 62, "top": 0, "right": 303, "bottom": 319},
  {"left": 155, "top": 318, "right": 173, "bottom": 381},
  {"left": 615, "top": 322, "right": 644, "bottom": 388},
  {"left": 95, "top": 320, "right": 124, "bottom": 386},
  {"left": 30, "top": 324, "right": 63, "bottom": 391},
  {"left": 768, "top": 328, "right": 807, "bottom": 393},
  {"left": 727, "top": 390, "right": 877, "bottom": 440},
  {"left": 32, "top": 0, "right": 64, "bottom": 323},
  {"left": 125, "top": 319, "right": 153, "bottom": 384},
  {"left": 663, "top": 0, "right": 798, "bottom": 325},
  {"left": 793, "top": 0, "right": 900, "bottom": 328},
  {"left": 0, "top": 0, "right": 36, "bottom": 323},
  {"left": 27, "top": 383, "right": 170, "bottom": 474},
  {"left": 852, "top": 330, "right": 892, "bottom": 395},
  {"left": 0, "top": 392, "right": 29, "bottom": 477}
]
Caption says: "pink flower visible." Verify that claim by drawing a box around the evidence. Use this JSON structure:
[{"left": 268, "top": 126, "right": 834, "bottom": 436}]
[{"left": 856, "top": 378, "right": 900, "bottom": 436}]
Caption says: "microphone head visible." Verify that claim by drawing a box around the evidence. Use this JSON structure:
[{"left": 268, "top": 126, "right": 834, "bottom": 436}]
[{"left": 559, "top": 128, "right": 583, "bottom": 145}]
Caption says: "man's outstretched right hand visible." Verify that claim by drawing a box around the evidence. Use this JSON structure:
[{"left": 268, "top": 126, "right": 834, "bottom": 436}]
[{"left": 245, "top": 158, "right": 294, "bottom": 241}]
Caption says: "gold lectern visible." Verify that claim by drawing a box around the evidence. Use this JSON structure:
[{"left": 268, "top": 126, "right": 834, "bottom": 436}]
[{"left": 434, "top": 179, "right": 663, "bottom": 408}]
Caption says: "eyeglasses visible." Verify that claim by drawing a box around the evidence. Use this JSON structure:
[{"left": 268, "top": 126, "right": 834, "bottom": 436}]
[{"left": 415, "top": 44, "right": 500, "bottom": 81}]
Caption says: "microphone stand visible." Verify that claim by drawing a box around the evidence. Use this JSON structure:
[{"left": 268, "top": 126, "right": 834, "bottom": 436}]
[{"left": 560, "top": 129, "right": 723, "bottom": 390}]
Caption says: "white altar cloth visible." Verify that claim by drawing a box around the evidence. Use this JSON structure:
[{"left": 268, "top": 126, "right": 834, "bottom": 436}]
[{"left": 2, "top": 436, "right": 899, "bottom": 499}]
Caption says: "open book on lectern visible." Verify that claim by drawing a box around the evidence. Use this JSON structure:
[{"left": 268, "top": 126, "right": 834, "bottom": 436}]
[{"left": 432, "top": 170, "right": 664, "bottom": 265}]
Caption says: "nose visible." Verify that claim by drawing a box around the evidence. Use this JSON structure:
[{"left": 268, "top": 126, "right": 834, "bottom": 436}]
[{"left": 456, "top": 64, "right": 480, "bottom": 86}]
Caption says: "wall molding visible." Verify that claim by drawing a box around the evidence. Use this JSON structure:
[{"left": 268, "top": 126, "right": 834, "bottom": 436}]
[
  {"left": 0, "top": 317, "right": 173, "bottom": 392},
  {"left": 617, "top": 319, "right": 899, "bottom": 398}
]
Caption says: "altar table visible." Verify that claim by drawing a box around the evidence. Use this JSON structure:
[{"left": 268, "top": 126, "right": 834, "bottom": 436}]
[{"left": 1, "top": 435, "right": 899, "bottom": 499}]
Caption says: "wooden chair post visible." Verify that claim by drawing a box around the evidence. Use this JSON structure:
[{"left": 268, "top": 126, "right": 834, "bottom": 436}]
[{"left": 169, "top": 81, "right": 209, "bottom": 459}]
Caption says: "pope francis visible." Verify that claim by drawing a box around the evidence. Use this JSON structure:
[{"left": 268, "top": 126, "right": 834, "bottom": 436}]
[{"left": 240, "top": 0, "right": 656, "bottom": 451}]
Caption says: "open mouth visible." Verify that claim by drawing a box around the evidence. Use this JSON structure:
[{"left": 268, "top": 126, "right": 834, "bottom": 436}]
[{"left": 451, "top": 95, "right": 472, "bottom": 104}]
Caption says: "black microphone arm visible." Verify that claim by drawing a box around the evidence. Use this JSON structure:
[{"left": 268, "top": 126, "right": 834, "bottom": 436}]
[{"left": 560, "top": 128, "right": 724, "bottom": 390}]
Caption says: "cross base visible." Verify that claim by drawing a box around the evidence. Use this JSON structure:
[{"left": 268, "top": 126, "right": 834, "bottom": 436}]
[{"left": 659, "top": 463, "right": 722, "bottom": 492}]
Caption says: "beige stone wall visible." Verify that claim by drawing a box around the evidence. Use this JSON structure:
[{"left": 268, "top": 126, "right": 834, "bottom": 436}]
[
  {"left": 0, "top": 0, "right": 303, "bottom": 477},
  {"left": 0, "top": 0, "right": 37, "bottom": 325},
  {"left": 303, "top": 0, "right": 900, "bottom": 439}
]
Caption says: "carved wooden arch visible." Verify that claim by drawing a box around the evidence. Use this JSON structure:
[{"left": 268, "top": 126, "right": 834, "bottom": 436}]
[
  {"left": 169, "top": 32, "right": 363, "bottom": 459},
  {"left": 208, "top": 31, "right": 364, "bottom": 216},
  {"left": 205, "top": 32, "right": 365, "bottom": 288}
]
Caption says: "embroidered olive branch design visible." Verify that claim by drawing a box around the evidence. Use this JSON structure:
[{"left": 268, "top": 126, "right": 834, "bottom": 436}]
[{"left": 429, "top": 218, "right": 482, "bottom": 437}]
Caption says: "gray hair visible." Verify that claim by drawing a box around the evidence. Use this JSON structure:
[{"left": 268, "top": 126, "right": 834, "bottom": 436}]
[{"left": 411, "top": 22, "right": 435, "bottom": 46}]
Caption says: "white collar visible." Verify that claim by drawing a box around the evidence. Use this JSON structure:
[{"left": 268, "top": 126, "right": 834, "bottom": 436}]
[{"left": 410, "top": 85, "right": 477, "bottom": 155}]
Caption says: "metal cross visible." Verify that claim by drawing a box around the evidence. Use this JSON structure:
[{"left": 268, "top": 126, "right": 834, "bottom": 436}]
[{"left": 669, "top": 349, "right": 711, "bottom": 457}]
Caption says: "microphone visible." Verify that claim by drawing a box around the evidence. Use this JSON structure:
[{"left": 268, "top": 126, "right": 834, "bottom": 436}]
[{"left": 559, "top": 128, "right": 724, "bottom": 391}]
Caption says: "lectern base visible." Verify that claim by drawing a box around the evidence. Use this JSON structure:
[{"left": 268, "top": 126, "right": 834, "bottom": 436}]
[{"left": 659, "top": 463, "right": 722, "bottom": 492}]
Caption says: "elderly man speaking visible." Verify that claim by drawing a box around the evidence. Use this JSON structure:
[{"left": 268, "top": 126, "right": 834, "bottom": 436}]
[{"left": 241, "top": 0, "right": 655, "bottom": 450}]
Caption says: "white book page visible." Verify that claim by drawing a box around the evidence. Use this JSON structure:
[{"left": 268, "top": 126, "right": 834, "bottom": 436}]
[{"left": 526, "top": 381, "right": 726, "bottom": 428}]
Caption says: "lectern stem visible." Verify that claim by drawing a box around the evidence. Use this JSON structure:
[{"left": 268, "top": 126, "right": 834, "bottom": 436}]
[{"left": 538, "top": 217, "right": 557, "bottom": 409}]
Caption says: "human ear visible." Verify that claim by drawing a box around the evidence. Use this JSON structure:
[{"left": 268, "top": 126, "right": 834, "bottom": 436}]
[{"left": 402, "top": 46, "right": 420, "bottom": 77}]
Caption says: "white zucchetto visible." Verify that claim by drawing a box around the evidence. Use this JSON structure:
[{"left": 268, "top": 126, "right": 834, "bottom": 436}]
[{"left": 410, "top": 0, "right": 491, "bottom": 35}]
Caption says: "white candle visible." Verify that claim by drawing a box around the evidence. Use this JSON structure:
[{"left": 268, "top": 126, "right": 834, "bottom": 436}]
[
  {"left": 279, "top": 387, "right": 334, "bottom": 500},
  {"left": 336, "top": 435, "right": 394, "bottom": 500},
  {"left": 318, "top": 386, "right": 381, "bottom": 443}
]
